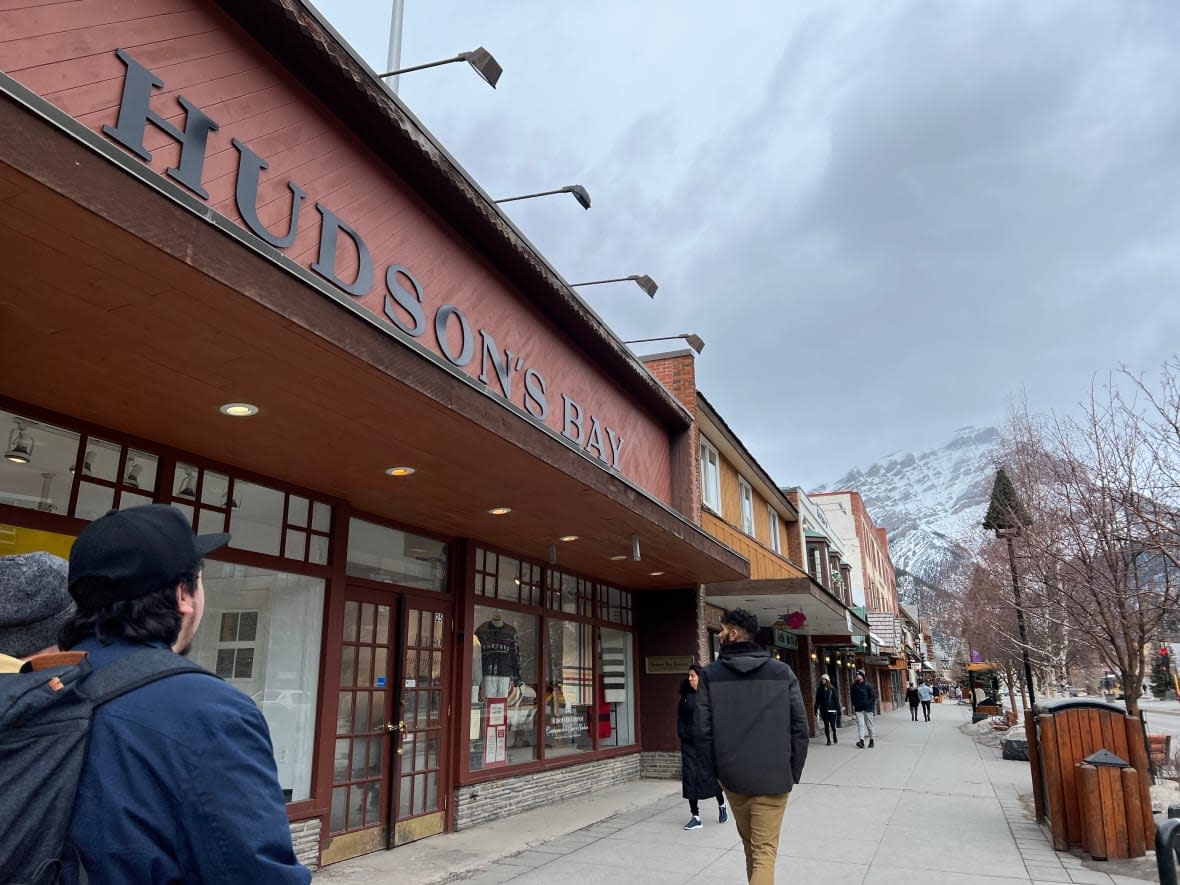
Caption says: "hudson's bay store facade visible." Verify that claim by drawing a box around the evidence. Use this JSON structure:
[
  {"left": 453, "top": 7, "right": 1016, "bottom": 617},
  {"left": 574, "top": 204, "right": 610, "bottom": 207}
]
[{"left": 0, "top": 0, "right": 747, "bottom": 868}]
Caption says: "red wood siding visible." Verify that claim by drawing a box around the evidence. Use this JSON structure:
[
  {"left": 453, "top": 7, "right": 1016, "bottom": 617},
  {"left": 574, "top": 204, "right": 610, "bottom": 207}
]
[{"left": 0, "top": 0, "right": 674, "bottom": 501}]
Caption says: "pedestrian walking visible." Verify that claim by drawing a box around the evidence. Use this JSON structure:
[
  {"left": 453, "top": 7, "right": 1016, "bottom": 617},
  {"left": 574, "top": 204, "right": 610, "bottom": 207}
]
[
  {"left": 678, "top": 663, "right": 727, "bottom": 830},
  {"left": 697, "top": 609, "right": 809, "bottom": 885},
  {"left": 851, "top": 669, "right": 876, "bottom": 748},
  {"left": 905, "top": 681, "right": 920, "bottom": 721},
  {"left": 56, "top": 505, "right": 310, "bottom": 883},
  {"left": 814, "top": 673, "right": 839, "bottom": 745},
  {"left": 917, "top": 679, "right": 934, "bottom": 721}
]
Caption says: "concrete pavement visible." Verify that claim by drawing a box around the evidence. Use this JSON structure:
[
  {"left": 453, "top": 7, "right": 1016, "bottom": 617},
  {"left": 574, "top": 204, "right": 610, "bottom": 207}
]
[{"left": 315, "top": 704, "right": 1160, "bottom": 884}]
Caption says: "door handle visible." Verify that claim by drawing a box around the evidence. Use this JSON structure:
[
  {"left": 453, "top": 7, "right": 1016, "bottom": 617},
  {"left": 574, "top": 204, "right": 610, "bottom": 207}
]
[{"left": 385, "top": 720, "right": 407, "bottom": 733}]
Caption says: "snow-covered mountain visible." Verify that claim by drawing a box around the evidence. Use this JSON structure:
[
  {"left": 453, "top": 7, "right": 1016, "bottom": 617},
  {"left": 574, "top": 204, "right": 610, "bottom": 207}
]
[{"left": 814, "top": 426, "right": 1001, "bottom": 610}]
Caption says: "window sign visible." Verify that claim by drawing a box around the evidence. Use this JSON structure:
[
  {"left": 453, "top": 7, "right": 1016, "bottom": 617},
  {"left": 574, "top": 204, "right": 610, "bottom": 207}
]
[{"left": 544, "top": 620, "right": 593, "bottom": 758}]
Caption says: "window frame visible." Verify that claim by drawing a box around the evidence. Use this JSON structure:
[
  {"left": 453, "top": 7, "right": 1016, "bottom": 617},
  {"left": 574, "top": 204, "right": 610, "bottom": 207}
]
[
  {"left": 699, "top": 439, "right": 721, "bottom": 513},
  {"left": 738, "top": 477, "right": 754, "bottom": 535},
  {"left": 768, "top": 506, "right": 781, "bottom": 554}
]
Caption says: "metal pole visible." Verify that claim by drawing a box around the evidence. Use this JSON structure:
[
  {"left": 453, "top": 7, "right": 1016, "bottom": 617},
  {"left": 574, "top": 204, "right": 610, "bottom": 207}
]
[
  {"left": 1006, "top": 533, "right": 1036, "bottom": 706},
  {"left": 385, "top": 0, "right": 405, "bottom": 94}
]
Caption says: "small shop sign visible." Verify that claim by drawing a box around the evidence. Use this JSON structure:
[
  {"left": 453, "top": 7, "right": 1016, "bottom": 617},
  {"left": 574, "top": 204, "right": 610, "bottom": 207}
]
[
  {"left": 645, "top": 655, "right": 695, "bottom": 674},
  {"left": 772, "top": 628, "right": 798, "bottom": 650}
]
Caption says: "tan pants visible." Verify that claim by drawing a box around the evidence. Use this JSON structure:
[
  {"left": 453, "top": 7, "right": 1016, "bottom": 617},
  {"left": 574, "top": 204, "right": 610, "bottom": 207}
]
[{"left": 723, "top": 789, "right": 790, "bottom": 884}]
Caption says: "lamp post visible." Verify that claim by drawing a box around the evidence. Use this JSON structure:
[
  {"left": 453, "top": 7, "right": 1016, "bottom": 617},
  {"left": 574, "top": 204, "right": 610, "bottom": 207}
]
[
  {"left": 570, "top": 275, "right": 658, "bottom": 299},
  {"left": 983, "top": 467, "right": 1036, "bottom": 706},
  {"left": 377, "top": 47, "right": 502, "bottom": 89},
  {"left": 623, "top": 333, "right": 705, "bottom": 354},
  {"left": 495, "top": 185, "right": 591, "bottom": 210}
]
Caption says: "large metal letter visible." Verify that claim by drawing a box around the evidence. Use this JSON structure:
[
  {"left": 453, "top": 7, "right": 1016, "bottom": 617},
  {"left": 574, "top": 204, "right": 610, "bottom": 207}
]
[
  {"left": 102, "top": 49, "right": 219, "bottom": 199},
  {"left": 231, "top": 138, "right": 305, "bottom": 249},
  {"left": 311, "top": 203, "right": 374, "bottom": 297}
]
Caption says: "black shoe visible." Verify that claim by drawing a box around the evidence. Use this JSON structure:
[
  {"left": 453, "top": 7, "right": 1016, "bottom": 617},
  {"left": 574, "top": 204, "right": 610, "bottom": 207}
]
[
  {"left": 856, "top": 740, "right": 864, "bottom": 748},
  {"left": 826, "top": 739, "right": 831, "bottom": 745},
  {"left": 869, "top": 739, "right": 875, "bottom": 747}
]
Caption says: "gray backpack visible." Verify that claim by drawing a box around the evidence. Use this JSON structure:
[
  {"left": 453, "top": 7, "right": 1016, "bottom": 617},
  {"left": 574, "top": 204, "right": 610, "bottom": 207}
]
[{"left": 0, "top": 648, "right": 209, "bottom": 884}]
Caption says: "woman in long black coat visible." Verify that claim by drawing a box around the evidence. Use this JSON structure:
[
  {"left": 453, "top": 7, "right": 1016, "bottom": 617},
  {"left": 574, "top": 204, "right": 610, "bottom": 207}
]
[{"left": 678, "top": 664, "right": 727, "bottom": 830}]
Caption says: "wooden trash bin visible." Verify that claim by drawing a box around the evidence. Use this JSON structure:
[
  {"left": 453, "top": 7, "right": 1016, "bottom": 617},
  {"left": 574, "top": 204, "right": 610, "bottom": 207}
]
[
  {"left": 1026, "top": 699, "right": 1154, "bottom": 858},
  {"left": 1077, "top": 751, "right": 1136, "bottom": 860}
]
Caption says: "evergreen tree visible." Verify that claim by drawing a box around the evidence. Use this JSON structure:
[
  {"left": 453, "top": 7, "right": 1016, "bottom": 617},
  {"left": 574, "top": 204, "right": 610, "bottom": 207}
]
[{"left": 983, "top": 468, "right": 1033, "bottom": 532}]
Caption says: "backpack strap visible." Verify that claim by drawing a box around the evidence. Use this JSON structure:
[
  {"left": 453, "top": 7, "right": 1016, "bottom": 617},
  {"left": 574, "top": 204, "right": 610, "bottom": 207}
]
[{"left": 76, "top": 647, "right": 215, "bottom": 707}]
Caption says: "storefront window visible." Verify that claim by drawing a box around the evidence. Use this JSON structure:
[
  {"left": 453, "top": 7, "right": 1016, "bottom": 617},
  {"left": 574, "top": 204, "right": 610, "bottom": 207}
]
[
  {"left": 599, "top": 627, "right": 636, "bottom": 746},
  {"left": 0, "top": 409, "right": 160, "bottom": 516},
  {"left": 191, "top": 561, "right": 325, "bottom": 803},
  {"left": 346, "top": 518, "right": 448, "bottom": 591},
  {"left": 468, "top": 604, "right": 538, "bottom": 771},
  {"left": 475, "top": 548, "right": 541, "bottom": 606},
  {"left": 544, "top": 619, "right": 593, "bottom": 758}
]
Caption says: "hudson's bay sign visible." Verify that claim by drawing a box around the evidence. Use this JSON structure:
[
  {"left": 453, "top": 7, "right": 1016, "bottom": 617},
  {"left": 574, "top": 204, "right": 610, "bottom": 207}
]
[{"left": 101, "top": 50, "right": 629, "bottom": 472}]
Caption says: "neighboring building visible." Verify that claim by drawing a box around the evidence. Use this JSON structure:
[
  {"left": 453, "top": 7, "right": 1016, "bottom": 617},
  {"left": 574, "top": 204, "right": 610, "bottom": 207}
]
[
  {"left": 643, "top": 352, "right": 871, "bottom": 737},
  {"left": 0, "top": 1, "right": 749, "bottom": 868},
  {"left": 810, "top": 491, "right": 903, "bottom": 708}
]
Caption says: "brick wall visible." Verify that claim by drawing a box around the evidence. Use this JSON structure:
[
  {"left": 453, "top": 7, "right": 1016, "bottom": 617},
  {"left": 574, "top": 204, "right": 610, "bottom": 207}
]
[
  {"left": 289, "top": 818, "right": 321, "bottom": 871},
  {"left": 454, "top": 754, "right": 642, "bottom": 829},
  {"left": 641, "top": 751, "right": 681, "bottom": 779},
  {"left": 640, "top": 353, "right": 697, "bottom": 414}
]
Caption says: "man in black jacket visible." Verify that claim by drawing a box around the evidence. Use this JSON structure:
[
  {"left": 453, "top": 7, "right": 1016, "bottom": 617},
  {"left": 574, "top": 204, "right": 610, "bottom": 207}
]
[
  {"left": 698, "top": 609, "right": 808, "bottom": 885},
  {"left": 851, "top": 669, "right": 877, "bottom": 748}
]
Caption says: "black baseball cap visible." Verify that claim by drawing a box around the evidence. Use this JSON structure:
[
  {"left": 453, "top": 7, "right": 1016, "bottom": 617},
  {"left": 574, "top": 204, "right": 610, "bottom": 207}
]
[{"left": 69, "top": 504, "right": 230, "bottom": 606}]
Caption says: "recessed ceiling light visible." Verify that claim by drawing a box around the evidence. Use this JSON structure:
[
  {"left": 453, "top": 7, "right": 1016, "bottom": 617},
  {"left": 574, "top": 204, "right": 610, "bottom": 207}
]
[
  {"left": 219, "top": 402, "right": 259, "bottom": 417},
  {"left": 559, "top": 535, "right": 578, "bottom": 542},
  {"left": 649, "top": 571, "right": 665, "bottom": 576},
  {"left": 610, "top": 554, "right": 627, "bottom": 561},
  {"left": 385, "top": 466, "right": 415, "bottom": 477},
  {"left": 488, "top": 506, "right": 512, "bottom": 516}
]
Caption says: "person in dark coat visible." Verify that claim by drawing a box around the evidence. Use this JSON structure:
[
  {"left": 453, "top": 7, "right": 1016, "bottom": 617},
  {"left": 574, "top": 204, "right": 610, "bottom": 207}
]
[
  {"left": 698, "top": 609, "right": 809, "bottom": 884},
  {"left": 678, "top": 663, "right": 727, "bottom": 830},
  {"left": 905, "top": 680, "right": 920, "bottom": 721},
  {"left": 814, "top": 673, "right": 839, "bottom": 745}
]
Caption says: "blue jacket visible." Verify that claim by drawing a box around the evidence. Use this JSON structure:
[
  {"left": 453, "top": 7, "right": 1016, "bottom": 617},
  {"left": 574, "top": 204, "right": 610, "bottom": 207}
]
[{"left": 66, "top": 637, "right": 310, "bottom": 884}]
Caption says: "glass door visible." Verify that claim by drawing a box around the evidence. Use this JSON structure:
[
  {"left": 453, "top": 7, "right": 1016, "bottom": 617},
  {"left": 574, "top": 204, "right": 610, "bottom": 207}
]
[
  {"left": 393, "top": 599, "right": 449, "bottom": 845},
  {"left": 322, "top": 590, "right": 397, "bottom": 865}
]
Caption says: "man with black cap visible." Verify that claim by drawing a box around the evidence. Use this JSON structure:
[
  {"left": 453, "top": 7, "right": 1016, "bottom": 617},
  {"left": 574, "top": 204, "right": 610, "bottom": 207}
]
[
  {"left": 697, "top": 608, "right": 808, "bottom": 885},
  {"left": 851, "top": 669, "right": 877, "bottom": 748},
  {"left": 58, "top": 504, "right": 309, "bottom": 883}
]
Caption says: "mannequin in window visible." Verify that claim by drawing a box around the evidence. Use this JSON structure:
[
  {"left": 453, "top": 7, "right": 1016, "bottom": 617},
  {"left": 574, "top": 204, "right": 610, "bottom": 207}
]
[{"left": 475, "top": 609, "right": 521, "bottom": 701}]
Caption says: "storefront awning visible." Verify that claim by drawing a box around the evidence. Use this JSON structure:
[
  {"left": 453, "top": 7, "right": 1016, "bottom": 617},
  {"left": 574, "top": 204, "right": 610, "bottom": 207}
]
[{"left": 702, "top": 576, "right": 872, "bottom": 638}]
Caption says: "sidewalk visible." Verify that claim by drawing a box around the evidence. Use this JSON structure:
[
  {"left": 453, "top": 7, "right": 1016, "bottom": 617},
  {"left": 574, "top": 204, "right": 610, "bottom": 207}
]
[{"left": 315, "top": 704, "right": 1160, "bottom": 884}]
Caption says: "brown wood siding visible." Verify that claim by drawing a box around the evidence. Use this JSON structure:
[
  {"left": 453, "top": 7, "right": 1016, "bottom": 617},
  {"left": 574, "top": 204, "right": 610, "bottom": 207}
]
[
  {"left": 702, "top": 511, "right": 807, "bottom": 581},
  {"left": 0, "top": 0, "right": 675, "bottom": 501}
]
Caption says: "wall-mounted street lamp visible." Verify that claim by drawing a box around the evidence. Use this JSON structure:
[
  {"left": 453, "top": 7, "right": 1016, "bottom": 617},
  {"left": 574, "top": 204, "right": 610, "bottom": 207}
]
[
  {"left": 378, "top": 47, "right": 502, "bottom": 89},
  {"left": 496, "top": 185, "right": 591, "bottom": 210},
  {"left": 623, "top": 333, "right": 705, "bottom": 354},
  {"left": 570, "top": 275, "right": 658, "bottom": 299}
]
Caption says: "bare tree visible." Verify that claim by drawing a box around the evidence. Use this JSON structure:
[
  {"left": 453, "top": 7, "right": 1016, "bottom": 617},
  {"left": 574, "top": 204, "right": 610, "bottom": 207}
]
[{"left": 996, "top": 375, "right": 1180, "bottom": 717}]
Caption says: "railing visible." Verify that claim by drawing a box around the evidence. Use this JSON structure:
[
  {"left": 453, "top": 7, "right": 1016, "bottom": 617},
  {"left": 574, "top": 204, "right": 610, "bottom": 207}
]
[{"left": 1157, "top": 817, "right": 1180, "bottom": 885}]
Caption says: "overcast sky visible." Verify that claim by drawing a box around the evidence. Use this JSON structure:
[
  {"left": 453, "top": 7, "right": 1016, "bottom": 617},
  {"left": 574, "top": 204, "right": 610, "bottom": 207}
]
[{"left": 310, "top": 1, "right": 1180, "bottom": 489}]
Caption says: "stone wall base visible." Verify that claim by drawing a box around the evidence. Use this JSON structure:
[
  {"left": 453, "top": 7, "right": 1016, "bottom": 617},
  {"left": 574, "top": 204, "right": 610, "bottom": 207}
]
[{"left": 454, "top": 753, "right": 642, "bottom": 830}]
